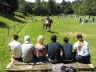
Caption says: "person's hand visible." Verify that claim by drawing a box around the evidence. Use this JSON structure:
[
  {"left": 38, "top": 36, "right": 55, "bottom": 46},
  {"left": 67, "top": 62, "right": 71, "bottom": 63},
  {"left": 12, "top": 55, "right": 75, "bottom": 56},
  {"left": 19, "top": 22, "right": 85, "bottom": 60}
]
[{"left": 78, "top": 42, "right": 83, "bottom": 51}]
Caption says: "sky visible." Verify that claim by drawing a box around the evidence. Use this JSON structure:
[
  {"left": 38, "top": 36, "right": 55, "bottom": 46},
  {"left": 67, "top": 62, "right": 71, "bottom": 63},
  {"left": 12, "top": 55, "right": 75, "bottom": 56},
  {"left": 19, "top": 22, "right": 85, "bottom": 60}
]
[{"left": 25, "top": 0, "right": 75, "bottom": 3}]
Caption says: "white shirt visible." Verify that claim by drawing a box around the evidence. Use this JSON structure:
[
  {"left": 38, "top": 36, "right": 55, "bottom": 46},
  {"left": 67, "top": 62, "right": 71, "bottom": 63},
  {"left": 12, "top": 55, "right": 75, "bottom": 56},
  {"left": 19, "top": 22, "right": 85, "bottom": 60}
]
[
  {"left": 8, "top": 40, "right": 22, "bottom": 58},
  {"left": 74, "top": 41, "right": 89, "bottom": 56},
  {"left": 22, "top": 43, "right": 33, "bottom": 62}
]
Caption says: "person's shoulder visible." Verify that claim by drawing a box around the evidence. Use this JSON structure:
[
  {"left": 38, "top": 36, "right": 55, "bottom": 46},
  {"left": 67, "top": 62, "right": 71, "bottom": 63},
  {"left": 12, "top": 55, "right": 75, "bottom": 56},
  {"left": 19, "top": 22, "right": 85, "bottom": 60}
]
[
  {"left": 29, "top": 43, "right": 33, "bottom": 46},
  {"left": 40, "top": 44, "right": 46, "bottom": 48},
  {"left": 56, "top": 42, "right": 62, "bottom": 46},
  {"left": 57, "top": 42, "right": 61, "bottom": 44},
  {"left": 84, "top": 41, "right": 88, "bottom": 43},
  {"left": 84, "top": 41, "right": 88, "bottom": 44},
  {"left": 16, "top": 41, "right": 21, "bottom": 45},
  {"left": 8, "top": 41, "right": 13, "bottom": 45},
  {"left": 47, "top": 42, "right": 52, "bottom": 45},
  {"left": 69, "top": 43, "right": 72, "bottom": 46}
]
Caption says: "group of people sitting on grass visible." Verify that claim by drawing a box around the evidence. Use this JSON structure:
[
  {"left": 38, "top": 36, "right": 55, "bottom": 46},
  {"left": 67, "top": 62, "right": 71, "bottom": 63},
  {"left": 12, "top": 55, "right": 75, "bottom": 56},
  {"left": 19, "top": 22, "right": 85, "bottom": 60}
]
[{"left": 8, "top": 34, "right": 90, "bottom": 64}]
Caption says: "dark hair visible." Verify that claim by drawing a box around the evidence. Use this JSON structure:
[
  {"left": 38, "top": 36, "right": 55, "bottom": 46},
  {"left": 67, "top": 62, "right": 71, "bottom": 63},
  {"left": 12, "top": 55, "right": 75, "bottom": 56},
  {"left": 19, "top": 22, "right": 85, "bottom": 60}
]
[
  {"left": 76, "top": 34, "right": 82, "bottom": 39},
  {"left": 51, "top": 35, "right": 57, "bottom": 42},
  {"left": 63, "top": 37, "right": 68, "bottom": 43},
  {"left": 13, "top": 34, "right": 18, "bottom": 40}
]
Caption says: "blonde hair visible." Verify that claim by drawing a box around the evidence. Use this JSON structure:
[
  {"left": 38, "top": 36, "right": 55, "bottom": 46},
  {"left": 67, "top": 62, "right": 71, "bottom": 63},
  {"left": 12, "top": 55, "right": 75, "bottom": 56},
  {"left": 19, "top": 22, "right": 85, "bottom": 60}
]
[{"left": 37, "top": 35, "right": 44, "bottom": 44}]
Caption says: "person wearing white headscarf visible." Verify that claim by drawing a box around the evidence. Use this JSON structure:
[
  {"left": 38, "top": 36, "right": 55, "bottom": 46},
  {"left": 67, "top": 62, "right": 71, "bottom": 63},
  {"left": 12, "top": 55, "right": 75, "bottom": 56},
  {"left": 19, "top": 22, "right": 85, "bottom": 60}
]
[{"left": 22, "top": 35, "right": 34, "bottom": 63}]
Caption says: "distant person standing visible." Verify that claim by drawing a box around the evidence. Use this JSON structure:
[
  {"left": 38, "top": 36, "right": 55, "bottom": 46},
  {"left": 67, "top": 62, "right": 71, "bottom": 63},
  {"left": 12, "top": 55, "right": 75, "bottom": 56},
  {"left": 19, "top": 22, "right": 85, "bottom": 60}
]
[
  {"left": 22, "top": 35, "right": 34, "bottom": 63},
  {"left": 8, "top": 34, "right": 22, "bottom": 61},
  {"left": 92, "top": 17, "right": 94, "bottom": 22},
  {"left": 79, "top": 17, "right": 82, "bottom": 23},
  {"left": 47, "top": 35, "right": 63, "bottom": 63},
  {"left": 62, "top": 37, "right": 74, "bottom": 60},
  {"left": 74, "top": 34, "right": 90, "bottom": 63}
]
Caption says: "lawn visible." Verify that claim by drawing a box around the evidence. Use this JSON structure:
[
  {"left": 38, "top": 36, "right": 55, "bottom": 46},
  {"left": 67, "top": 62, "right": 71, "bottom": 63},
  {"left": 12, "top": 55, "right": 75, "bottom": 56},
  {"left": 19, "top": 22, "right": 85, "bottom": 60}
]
[{"left": 0, "top": 15, "right": 96, "bottom": 71}]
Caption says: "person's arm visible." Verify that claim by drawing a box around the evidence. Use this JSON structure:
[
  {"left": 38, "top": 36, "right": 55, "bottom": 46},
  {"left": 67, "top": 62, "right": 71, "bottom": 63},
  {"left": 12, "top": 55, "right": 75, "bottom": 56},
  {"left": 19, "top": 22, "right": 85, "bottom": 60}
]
[
  {"left": 43, "top": 45, "right": 48, "bottom": 57},
  {"left": 73, "top": 42, "right": 77, "bottom": 53},
  {"left": 32, "top": 46, "right": 36, "bottom": 55},
  {"left": 78, "top": 41, "right": 83, "bottom": 52},
  {"left": 8, "top": 43, "right": 11, "bottom": 51},
  {"left": 60, "top": 44, "right": 64, "bottom": 57}
]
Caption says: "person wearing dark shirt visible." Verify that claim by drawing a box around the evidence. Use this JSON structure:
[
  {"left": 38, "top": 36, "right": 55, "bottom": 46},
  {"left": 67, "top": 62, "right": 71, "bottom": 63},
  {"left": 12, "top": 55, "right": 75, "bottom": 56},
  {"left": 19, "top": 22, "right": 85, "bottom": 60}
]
[
  {"left": 62, "top": 37, "right": 74, "bottom": 61},
  {"left": 47, "top": 35, "right": 62, "bottom": 63}
]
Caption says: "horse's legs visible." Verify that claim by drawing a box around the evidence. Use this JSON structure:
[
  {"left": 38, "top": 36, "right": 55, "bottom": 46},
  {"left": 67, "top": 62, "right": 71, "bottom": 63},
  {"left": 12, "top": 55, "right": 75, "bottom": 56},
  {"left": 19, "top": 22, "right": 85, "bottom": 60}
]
[
  {"left": 43, "top": 23, "right": 46, "bottom": 30},
  {"left": 48, "top": 24, "right": 51, "bottom": 31},
  {"left": 45, "top": 24, "right": 48, "bottom": 30}
]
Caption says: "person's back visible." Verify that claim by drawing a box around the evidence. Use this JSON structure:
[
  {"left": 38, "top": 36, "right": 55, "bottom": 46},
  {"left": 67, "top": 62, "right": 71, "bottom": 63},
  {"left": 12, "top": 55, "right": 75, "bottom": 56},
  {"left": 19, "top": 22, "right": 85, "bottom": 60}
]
[
  {"left": 62, "top": 37, "right": 73, "bottom": 60},
  {"left": 8, "top": 34, "right": 22, "bottom": 61},
  {"left": 62, "top": 43, "right": 73, "bottom": 60},
  {"left": 9, "top": 40, "right": 22, "bottom": 58},
  {"left": 22, "top": 36, "right": 34, "bottom": 63},
  {"left": 48, "top": 35, "right": 62, "bottom": 63},
  {"left": 48, "top": 42, "right": 61, "bottom": 61},
  {"left": 34, "top": 35, "right": 47, "bottom": 62}
]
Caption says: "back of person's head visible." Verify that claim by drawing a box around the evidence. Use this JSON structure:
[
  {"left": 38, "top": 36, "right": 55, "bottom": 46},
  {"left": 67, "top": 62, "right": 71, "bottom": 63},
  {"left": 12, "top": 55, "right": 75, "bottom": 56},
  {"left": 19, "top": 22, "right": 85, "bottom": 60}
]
[
  {"left": 24, "top": 35, "right": 30, "bottom": 44},
  {"left": 51, "top": 35, "right": 57, "bottom": 42},
  {"left": 76, "top": 34, "right": 83, "bottom": 42},
  {"left": 63, "top": 37, "right": 69, "bottom": 43},
  {"left": 77, "top": 34, "right": 82, "bottom": 39},
  {"left": 37, "top": 35, "right": 44, "bottom": 44},
  {"left": 13, "top": 34, "right": 18, "bottom": 40}
]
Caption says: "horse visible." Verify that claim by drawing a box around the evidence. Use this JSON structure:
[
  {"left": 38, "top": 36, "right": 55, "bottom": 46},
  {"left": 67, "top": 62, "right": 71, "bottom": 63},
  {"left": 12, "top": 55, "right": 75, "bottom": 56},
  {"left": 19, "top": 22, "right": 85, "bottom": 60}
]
[{"left": 43, "top": 18, "right": 53, "bottom": 31}]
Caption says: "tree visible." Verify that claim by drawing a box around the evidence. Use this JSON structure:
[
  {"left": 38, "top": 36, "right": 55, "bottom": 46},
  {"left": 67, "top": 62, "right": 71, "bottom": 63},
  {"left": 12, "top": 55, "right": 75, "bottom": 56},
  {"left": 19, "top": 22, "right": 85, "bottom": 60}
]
[
  {"left": 4, "top": 0, "right": 19, "bottom": 13},
  {"left": 48, "top": 0, "right": 57, "bottom": 15},
  {"left": 92, "top": 1, "right": 96, "bottom": 15},
  {"left": 72, "top": 0, "right": 81, "bottom": 15},
  {"left": 81, "top": 0, "right": 93, "bottom": 15}
]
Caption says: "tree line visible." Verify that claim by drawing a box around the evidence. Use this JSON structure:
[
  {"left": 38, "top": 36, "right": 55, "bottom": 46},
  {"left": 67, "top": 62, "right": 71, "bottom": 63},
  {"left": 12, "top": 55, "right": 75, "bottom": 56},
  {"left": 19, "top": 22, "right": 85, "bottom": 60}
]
[{"left": 0, "top": 0, "right": 96, "bottom": 16}]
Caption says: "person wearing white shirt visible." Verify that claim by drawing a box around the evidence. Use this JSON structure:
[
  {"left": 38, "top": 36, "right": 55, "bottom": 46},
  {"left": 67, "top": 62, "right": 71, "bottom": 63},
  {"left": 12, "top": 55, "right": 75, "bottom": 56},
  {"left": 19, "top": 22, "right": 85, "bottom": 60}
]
[
  {"left": 22, "top": 35, "right": 34, "bottom": 63},
  {"left": 74, "top": 34, "right": 90, "bottom": 63},
  {"left": 8, "top": 34, "right": 22, "bottom": 61}
]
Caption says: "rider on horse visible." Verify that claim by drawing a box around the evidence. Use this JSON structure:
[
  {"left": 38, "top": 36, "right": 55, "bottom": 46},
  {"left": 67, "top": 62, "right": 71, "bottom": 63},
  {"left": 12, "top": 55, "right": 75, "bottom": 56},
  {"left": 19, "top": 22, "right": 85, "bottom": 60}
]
[{"left": 43, "top": 15, "right": 53, "bottom": 31}]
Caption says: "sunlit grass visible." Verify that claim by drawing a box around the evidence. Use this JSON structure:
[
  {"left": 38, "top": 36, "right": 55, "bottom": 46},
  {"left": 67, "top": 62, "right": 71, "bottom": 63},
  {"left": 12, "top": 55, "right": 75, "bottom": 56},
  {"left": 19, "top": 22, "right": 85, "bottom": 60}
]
[{"left": 0, "top": 15, "right": 96, "bottom": 71}]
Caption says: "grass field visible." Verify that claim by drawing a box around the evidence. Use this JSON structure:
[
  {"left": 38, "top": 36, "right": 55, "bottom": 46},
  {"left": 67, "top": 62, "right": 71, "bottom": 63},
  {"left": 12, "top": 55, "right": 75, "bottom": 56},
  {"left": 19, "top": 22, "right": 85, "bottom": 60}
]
[{"left": 0, "top": 14, "right": 96, "bottom": 71}]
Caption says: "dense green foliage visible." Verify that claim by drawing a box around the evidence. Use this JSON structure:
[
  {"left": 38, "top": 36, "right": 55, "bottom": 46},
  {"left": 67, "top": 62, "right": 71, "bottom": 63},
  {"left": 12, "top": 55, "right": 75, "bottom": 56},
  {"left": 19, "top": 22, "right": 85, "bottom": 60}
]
[
  {"left": 0, "top": 0, "right": 96, "bottom": 15},
  {"left": 17, "top": 0, "right": 73, "bottom": 15},
  {"left": 72, "top": 0, "right": 96, "bottom": 15},
  {"left": 17, "top": 0, "right": 96, "bottom": 16},
  {"left": 0, "top": 0, "right": 19, "bottom": 13}
]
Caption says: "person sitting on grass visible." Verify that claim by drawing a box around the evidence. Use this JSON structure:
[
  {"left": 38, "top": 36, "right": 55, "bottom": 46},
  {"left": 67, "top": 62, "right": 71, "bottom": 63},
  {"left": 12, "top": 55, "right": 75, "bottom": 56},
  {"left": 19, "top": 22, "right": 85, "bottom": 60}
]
[
  {"left": 74, "top": 34, "right": 90, "bottom": 63},
  {"left": 62, "top": 37, "right": 74, "bottom": 61},
  {"left": 47, "top": 35, "right": 63, "bottom": 63},
  {"left": 34, "top": 35, "right": 47, "bottom": 63},
  {"left": 8, "top": 34, "right": 22, "bottom": 62},
  {"left": 22, "top": 35, "right": 34, "bottom": 63}
]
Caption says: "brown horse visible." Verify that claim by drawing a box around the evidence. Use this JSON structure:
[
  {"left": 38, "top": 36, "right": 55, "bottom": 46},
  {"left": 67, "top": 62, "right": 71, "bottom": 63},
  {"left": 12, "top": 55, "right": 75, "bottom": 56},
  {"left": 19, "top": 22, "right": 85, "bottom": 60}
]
[{"left": 43, "top": 18, "right": 53, "bottom": 31}]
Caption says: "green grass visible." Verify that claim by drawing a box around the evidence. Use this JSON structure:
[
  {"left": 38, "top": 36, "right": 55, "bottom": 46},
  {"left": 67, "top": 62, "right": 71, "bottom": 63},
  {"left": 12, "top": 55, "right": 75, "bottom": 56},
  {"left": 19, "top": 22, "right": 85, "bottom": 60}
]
[
  {"left": 0, "top": 14, "right": 26, "bottom": 71},
  {"left": 0, "top": 15, "right": 96, "bottom": 71}
]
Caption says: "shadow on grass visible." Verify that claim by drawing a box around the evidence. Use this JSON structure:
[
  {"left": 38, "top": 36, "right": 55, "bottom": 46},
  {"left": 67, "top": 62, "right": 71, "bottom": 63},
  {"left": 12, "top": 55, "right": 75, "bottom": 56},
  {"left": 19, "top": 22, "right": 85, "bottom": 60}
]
[
  {"left": 0, "top": 21, "right": 9, "bottom": 28},
  {"left": 48, "top": 30, "right": 59, "bottom": 34},
  {"left": 0, "top": 14, "right": 26, "bottom": 23},
  {"left": 10, "top": 16, "right": 26, "bottom": 23}
]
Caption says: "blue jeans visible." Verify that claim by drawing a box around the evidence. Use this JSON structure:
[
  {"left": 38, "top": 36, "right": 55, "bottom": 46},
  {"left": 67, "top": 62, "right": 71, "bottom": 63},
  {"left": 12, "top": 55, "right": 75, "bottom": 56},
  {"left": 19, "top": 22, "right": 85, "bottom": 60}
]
[{"left": 76, "top": 54, "right": 90, "bottom": 63}]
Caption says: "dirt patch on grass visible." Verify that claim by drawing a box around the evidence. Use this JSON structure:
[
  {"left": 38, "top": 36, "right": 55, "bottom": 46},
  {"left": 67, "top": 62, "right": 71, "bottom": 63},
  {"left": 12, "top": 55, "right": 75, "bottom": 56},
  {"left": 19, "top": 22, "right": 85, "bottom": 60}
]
[{"left": 60, "top": 32, "right": 89, "bottom": 38}]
